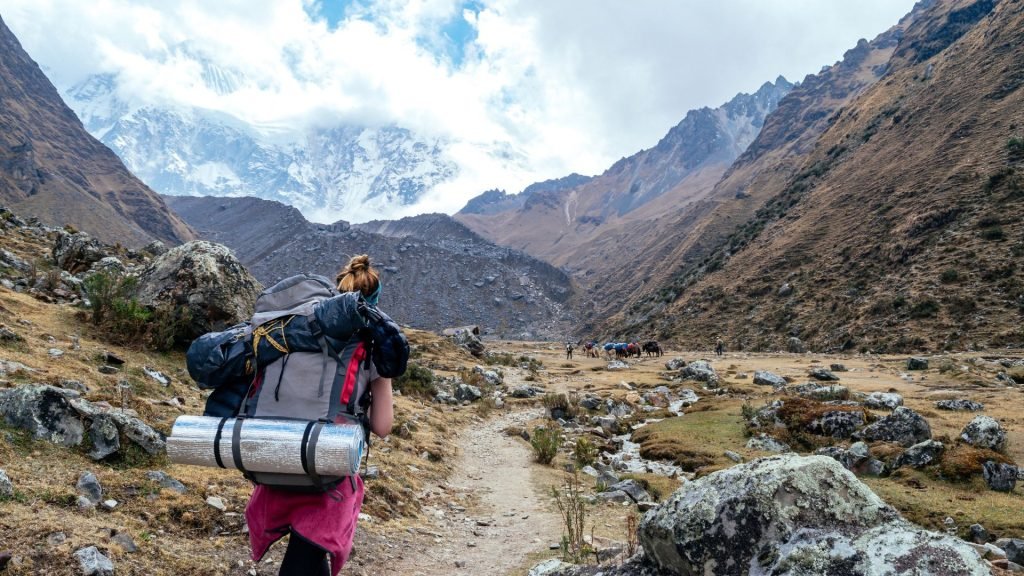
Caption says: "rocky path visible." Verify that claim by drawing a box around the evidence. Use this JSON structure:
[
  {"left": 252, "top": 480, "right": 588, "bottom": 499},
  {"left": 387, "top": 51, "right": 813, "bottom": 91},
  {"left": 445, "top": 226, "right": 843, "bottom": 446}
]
[{"left": 388, "top": 407, "right": 562, "bottom": 576}]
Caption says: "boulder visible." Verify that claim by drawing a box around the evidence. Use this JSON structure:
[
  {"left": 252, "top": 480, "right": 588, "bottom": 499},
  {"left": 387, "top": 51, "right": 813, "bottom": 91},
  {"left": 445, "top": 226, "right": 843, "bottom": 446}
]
[
  {"left": 752, "top": 370, "right": 786, "bottom": 388},
  {"left": 0, "top": 469, "right": 12, "bottom": 498},
  {"left": 678, "top": 361, "right": 718, "bottom": 388},
  {"left": 52, "top": 231, "right": 107, "bottom": 274},
  {"left": 74, "top": 546, "right": 114, "bottom": 576},
  {"left": 0, "top": 384, "right": 85, "bottom": 447},
  {"left": 745, "top": 434, "right": 791, "bottom": 453},
  {"left": 447, "top": 327, "right": 485, "bottom": 357},
  {"left": 639, "top": 454, "right": 986, "bottom": 576},
  {"left": 142, "top": 240, "right": 168, "bottom": 256},
  {"left": 855, "top": 406, "right": 931, "bottom": 447},
  {"left": 87, "top": 414, "right": 121, "bottom": 460},
  {"left": 609, "top": 479, "right": 652, "bottom": 504},
  {"left": 892, "top": 439, "right": 945, "bottom": 470},
  {"left": 607, "top": 360, "right": 630, "bottom": 370},
  {"left": 960, "top": 416, "right": 1007, "bottom": 452},
  {"left": 787, "top": 336, "right": 805, "bottom": 353},
  {"left": 864, "top": 392, "right": 903, "bottom": 411},
  {"left": 808, "top": 367, "right": 840, "bottom": 381},
  {"left": 454, "top": 384, "right": 482, "bottom": 403},
  {"left": 133, "top": 241, "right": 262, "bottom": 340},
  {"left": 996, "top": 539, "right": 1024, "bottom": 566},
  {"left": 665, "top": 358, "right": 687, "bottom": 371},
  {"left": 808, "top": 410, "right": 865, "bottom": 439},
  {"left": 907, "top": 357, "right": 929, "bottom": 370},
  {"left": 76, "top": 471, "right": 102, "bottom": 504},
  {"left": 509, "top": 386, "right": 537, "bottom": 399},
  {"left": 935, "top": 399, "right": 984, "bottom": 411},
  {"left": 982, "top": 461, "right": 1018, "bottom": 492},
  {"left": 969, "top": 524, "right": 992, "bottom": 544}
]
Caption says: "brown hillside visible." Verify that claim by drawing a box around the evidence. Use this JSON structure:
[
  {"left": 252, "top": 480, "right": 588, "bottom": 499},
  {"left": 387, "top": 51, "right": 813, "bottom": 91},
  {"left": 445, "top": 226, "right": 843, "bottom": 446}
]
[
  {"left": 0, "top": 15, "right": 194, "bottom": 247},
  {"left": 618, "top": 0, "right": 1024, "bottom": 353},
  {"left": 583, "top": 14, "right": 914, "bottom": 335}
]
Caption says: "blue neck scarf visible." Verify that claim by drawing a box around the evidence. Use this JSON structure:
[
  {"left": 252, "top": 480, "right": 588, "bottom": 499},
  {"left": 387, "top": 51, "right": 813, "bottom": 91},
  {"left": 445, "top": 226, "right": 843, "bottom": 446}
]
[{"left": 365, "top": 283, "right": 381, "bottom": 306}]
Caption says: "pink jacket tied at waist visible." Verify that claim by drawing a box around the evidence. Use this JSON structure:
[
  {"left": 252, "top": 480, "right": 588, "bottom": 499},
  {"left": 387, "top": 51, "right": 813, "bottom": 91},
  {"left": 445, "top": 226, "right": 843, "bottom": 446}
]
[{"left": 245, "top": 476, "right": 365, "bottom": 576}]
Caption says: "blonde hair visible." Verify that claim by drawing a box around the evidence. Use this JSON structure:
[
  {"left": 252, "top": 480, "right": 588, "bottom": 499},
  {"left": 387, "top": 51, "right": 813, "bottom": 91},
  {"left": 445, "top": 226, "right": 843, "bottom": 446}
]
[{"left": 335, "top": 254, "right": 380, "bottom": 296}]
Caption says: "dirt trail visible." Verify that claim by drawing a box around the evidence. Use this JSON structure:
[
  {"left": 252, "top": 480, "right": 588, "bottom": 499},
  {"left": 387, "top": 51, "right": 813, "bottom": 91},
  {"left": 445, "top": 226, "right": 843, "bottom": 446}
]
[{"left": 387, "top": 407, "right": 562, "bottom": 576}]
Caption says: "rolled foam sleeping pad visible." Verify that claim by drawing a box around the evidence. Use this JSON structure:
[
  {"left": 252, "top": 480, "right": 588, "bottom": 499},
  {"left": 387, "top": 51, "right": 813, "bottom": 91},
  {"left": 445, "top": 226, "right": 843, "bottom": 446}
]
[{"left": 167, "top": 415, "right": 365, "bottom": 477}]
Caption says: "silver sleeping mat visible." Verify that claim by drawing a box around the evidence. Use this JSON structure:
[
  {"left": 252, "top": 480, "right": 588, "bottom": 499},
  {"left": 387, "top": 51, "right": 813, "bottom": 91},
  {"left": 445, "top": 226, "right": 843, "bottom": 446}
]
[{"left": 167, "top": 415, "right": 364, "bottom": 476}]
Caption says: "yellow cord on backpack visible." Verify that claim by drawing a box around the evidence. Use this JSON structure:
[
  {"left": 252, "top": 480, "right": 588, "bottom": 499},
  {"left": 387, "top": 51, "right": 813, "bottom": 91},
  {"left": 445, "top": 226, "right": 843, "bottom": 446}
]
[{"left": 252, "top": 316, "right": 295, "bottom": 365}]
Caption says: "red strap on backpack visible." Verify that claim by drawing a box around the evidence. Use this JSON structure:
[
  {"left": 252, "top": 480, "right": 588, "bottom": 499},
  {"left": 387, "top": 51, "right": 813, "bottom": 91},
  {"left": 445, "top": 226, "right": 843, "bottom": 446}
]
[{"left": 340, "top": 342, "right": 367, "bottom": 405}]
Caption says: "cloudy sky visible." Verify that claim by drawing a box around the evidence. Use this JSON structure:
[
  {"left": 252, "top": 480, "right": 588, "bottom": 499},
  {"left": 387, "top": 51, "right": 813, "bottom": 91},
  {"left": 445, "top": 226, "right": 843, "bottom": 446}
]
[{"left": 3, "top": 0, "right": 916, "bottom": 220}]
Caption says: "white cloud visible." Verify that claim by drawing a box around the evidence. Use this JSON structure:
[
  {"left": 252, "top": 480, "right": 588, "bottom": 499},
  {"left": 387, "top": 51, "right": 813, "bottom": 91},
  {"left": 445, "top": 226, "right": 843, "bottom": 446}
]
[{"left": 2, "top": 0, "right": 917, "bottom": 221}]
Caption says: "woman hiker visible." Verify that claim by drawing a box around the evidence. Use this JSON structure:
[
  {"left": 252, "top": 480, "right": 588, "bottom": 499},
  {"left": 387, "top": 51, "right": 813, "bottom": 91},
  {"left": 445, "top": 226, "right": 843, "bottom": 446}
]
[{"left": 245, "top": 254, "right": 395, "bottom": 576}]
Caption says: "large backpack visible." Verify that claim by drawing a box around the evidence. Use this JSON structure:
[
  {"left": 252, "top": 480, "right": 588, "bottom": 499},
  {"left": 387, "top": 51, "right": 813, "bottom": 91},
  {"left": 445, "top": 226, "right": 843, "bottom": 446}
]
[{"left": 238, "top": 274, "right": 377, "bottom": 492}]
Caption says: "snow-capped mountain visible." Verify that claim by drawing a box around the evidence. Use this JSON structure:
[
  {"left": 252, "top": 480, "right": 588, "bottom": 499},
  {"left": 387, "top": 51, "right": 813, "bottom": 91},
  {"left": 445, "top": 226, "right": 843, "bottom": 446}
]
[{"left": 63, "top": 71, "right": 458, "bottom": 223}]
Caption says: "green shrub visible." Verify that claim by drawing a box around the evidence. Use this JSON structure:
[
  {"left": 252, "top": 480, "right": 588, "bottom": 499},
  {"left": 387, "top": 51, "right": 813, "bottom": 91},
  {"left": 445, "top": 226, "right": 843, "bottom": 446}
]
[
  {"left": 573, "top": 437, "right": 597, "bottom": 469},
  {"left": 909, "top": 299, "right": 940, "bottom": 319},
  {"left": 392, "top": 363, "right": 436, "bottom": 398},
  {"left": 940, "top": 268, "right": 960, "bottom": 283},
  {"left": 531, "top": 427, "right": 561, "bottom": 465},
  {"left": 980, "top": 227, "right": 1005, "bottom": 241}
]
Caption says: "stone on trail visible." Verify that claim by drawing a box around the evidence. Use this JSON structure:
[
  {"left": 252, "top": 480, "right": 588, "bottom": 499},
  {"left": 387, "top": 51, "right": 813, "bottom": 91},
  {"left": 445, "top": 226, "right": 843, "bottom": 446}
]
[
  {"left": 960, "top": 415, "right": 1007, "bottom": 452},
  {"left": 808, "top": 367, "right": 840, "bottom": 381},
  {"left": 639, "top": 454, "right": 988, "bottom": 576}
]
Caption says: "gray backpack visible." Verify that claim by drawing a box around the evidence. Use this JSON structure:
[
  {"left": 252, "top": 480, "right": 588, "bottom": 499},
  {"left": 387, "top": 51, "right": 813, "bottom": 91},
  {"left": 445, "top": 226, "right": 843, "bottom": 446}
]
[{"left": 237, "top": 274, "right": 375, "bottom": 492}]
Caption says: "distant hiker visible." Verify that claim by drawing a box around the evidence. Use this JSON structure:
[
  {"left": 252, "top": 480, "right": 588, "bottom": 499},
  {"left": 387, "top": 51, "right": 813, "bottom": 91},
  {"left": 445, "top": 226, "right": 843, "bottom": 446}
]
[
  {"left": 245, "top": 255, "right": 396, "bottom": 576},
  {"left": 566, "top": 342, "right": 574, "bottom": 359},
  {"left": 715, "top": 337, "right": 725, "bottom": 357}
]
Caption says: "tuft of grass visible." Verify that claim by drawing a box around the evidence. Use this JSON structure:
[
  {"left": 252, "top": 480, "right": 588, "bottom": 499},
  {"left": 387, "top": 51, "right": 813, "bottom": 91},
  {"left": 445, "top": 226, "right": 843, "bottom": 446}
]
[
  {"left": 630, "top": 410, "right": 744, "bottom": 472},
  {"left": 934, "top": 444, "right": 1013, "bottom": 482}
]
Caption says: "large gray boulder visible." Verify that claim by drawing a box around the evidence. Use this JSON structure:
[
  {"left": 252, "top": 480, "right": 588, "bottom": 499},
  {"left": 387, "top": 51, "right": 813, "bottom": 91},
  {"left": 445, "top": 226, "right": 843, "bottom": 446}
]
[
  {"left": 935, "top": 399, "right": 984, "bottom": 412},
  {"left": 678, "top": 361, "right": 719, "bottom": 388},
  {"left": 982, "top": 461, "right": 1018, "bottom": 492},
  {"left": 808, "top": 410, "right": 865, "bottom": 438},
  {"left": 960, "top": 416, "right": 1007, "bottom": 452},
  {"left": 753, "top": 370, "right": 786, "bottom": 388},
  {"left": 133, "top": 241, "right": 261, "bottom": 340},
  {"left": 0, "top": 385, "right": 165, "bottom": 456},
  {"left": 855, "top": 406, "right": 931, "bottom": 447},
  {"left": 893, "top": 439, "right": 945, "bottom": 470},
  {"left": 639, "top": 454, "right": 986, "bottom": 576},
  {"left": 447, "top": 326, "right": 485, "bottom": 357},
  {"left": 52, "top": 231, "right": 108, "bottom": 273},
  {"left": 864, "top": 392, "right": 903, "bottom": 411},
  {"left": 0, "top": 384, "right": 84, "bottom": 446}
]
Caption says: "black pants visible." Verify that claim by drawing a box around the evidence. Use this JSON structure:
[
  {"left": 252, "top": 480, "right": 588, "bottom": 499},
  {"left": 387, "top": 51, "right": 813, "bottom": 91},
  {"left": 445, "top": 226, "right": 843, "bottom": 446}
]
[{"left": 279, "top": 532, "right": 330, "bottom": 576}]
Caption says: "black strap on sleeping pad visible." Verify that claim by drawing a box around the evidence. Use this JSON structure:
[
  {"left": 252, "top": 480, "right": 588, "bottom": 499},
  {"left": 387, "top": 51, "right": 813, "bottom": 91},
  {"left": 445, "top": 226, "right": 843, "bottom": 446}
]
[
  {"left": 213, "top": 417, "right": 229, "bottom": 469},
  {"left": 299, "top": 421, "right": 316, "bottom": 475},
  {"left": 231, "top": 417, "right": 247, "bottom": 473},
  {"left": 306, "top": 421, "right": 326, "bottom": 491}
]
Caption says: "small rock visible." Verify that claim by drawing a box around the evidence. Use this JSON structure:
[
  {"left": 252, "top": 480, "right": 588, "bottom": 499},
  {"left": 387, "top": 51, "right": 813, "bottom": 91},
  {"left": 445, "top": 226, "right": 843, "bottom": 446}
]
[
  {"left": 995, "top": 538, "right": 1024, "bottom": 565},
  {"left": 606, "top": 360, "right": 630, "bottom": 370},
  {"left": 104, "top": 352, "right": 125, "bottom": 365},
  {"left": 77, "top": 471, "right": 102, "bottom": 504},
  {"left": 101, "top": 499, "right": 118, "bottom": 510},
  {"left": 0, "top": 469, "right": 12, "bottom": 499},
  {"left": 97, "top": 365, "right": 119, "bottom": 375},
  {"left": 665, "top": 358, "right": 687, "bottom": 370},
  {"left": 907, "top": 357, "right": 929, "bottom": 370},
  {"left": 206, "top": 496, "right": 227, "bottom": 511},
  {"left": 47, "top": 348, "right": 64, "bottom": 358},
  {"left": 752, "top": 370, "right": 786, "bottom": 388},
  {"left": 935, "top": 399, "right": 985, "bottom": 412},
  {"left": 145, "top": 471, "right": 187, "bottom": 494},
  {"left": 864, "top": 392, "right": 903, "bottom": 411},
  {"left": 970, "top": 524, "right": 992, "bottom": 544},
  {"left": 74, "top": 546, "right": 114, "bottom": 576},
  {"left": 893, "top": 440, "right": 945, "bottom": 470},
  {"left": 830, "top": 364, "right": 848, "bottom": 372},
  {"left": 46, "top": 532, "right": 67, "bottom": 546},
  {"left": 142, "top": 366, "right": 170, "bottom": 386},
  {"left": 595, "top": 490, "right": 629, "bottom": 503},
  {"left": 111, "top": 532, "right": 138, "bottom": 553},
  {"left": 746, "top": 434, "right": 791, "bottom": 453},
  {"left": 808, "top": 367, "right": 839, "bottom": 381},
  {"left": 724, "top": 450, "right": 743, "bottom": 463}
]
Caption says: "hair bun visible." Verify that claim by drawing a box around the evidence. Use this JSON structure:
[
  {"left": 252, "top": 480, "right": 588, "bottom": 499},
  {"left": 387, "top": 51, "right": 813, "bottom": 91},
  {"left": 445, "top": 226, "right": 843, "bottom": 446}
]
[{"left": 348, "top": 254, "right": 370, "bottom": 272}]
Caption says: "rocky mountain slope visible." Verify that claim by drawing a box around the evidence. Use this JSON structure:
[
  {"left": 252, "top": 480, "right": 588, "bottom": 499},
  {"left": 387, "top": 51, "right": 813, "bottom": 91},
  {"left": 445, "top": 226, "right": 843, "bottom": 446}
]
[
  {"left": 454, "top": 78, "right": 793, "bottom": 285},
  {"left": 0, "top": 16, "right": 194, "bottom": 248},
  {"left": 165, "top": 195, "right": 576, "bottom": 338},
  {"left": 610, "top": 0, "right": 1024, "bottom": 352},
  {"left": 64, "top": 64, "right": 458, "bottom": 224},
  {"left": 584, "top": 7, "right": 918, "bottom": 335}
]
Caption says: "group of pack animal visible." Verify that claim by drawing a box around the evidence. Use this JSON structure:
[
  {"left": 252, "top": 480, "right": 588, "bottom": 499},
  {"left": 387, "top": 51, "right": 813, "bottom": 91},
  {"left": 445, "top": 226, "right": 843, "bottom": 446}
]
[
  {"left": 572, "top": 340, "right": 662, "bottom": 358},
  {"left": 172, "top": 274, "right": 409, "bottom": 492}
]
